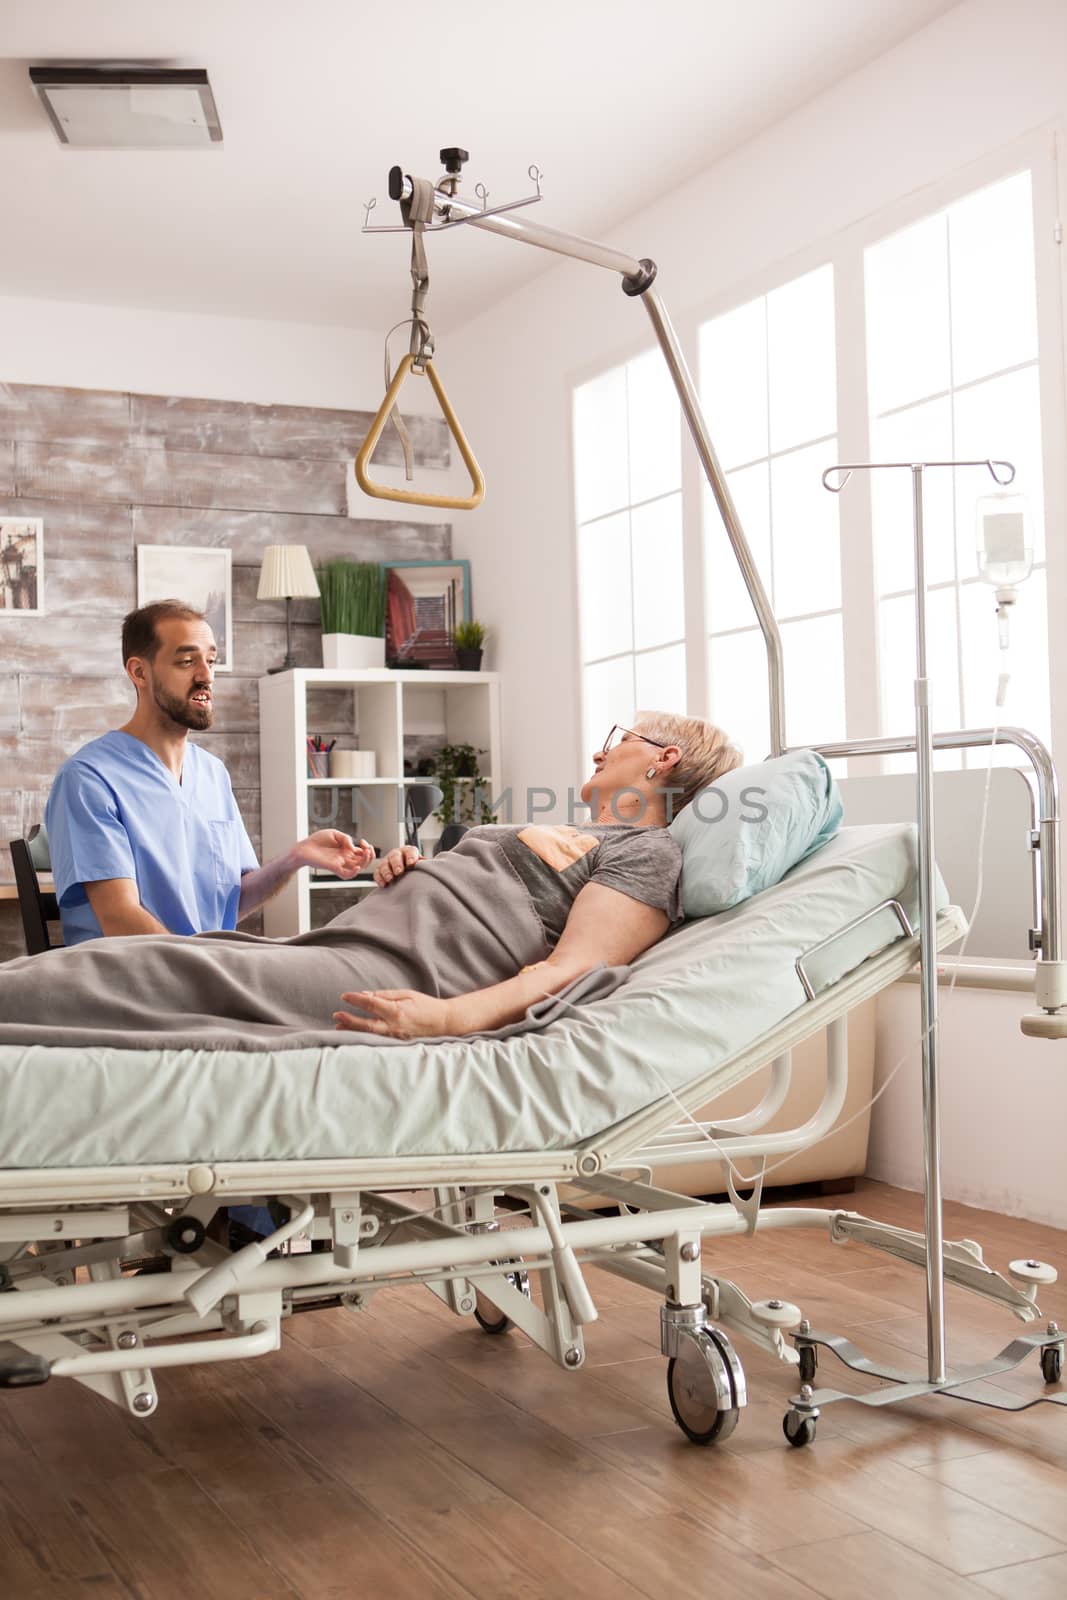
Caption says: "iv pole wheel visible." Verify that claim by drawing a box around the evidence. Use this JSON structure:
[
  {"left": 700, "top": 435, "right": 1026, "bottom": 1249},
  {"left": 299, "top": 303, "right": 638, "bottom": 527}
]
[
  {"left": 1040, "top": 1343, "right": 1064, "bottom": 1384},
  {"left": 783, "top": 1410, "right": 817, "bottom": 1448},
  {"left": 796, "top": 1344, "right": 818, "bottom": 1385},
  {"left": 666, "top": 1328, "right": 740, "bottom": 1446}
]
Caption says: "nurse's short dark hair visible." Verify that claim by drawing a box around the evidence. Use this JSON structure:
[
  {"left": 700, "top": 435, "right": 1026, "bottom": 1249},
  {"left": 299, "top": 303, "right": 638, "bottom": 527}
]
[{"left": 122, "top": 601, "right": 207, "bottom": 666}]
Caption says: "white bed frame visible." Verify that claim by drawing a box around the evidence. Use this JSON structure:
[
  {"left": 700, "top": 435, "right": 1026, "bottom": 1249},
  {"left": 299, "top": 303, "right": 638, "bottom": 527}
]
[{"left": 1, "top": 901, "right": 1062, "bottom": 1446}]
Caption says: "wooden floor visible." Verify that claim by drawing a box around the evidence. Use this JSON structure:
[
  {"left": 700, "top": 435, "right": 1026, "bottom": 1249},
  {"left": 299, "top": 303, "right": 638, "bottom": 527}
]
[{"left": 2, "top": 1180, "right": 1066, "bottom": 1599}]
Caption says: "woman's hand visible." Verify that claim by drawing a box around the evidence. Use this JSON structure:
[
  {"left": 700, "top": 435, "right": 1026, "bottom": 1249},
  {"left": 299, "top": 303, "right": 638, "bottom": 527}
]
[
  {"left": 295, "top": 830, "right": 374, "bottom": 879},
  {"left": 334, "top": 989, "right": 453, "bottom": 1039},
  {"left": 373, "top": 845, "right": 422, "bottom": 887}
]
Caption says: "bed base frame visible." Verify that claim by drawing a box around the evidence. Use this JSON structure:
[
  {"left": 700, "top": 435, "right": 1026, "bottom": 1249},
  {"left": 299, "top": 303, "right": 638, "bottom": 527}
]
[{"left": 1, "top": 907, "right": 1061, "bottom": 1447}]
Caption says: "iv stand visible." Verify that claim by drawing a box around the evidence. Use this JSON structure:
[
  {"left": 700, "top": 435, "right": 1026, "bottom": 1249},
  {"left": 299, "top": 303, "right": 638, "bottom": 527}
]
[{"left": 823, "top": 457, "right": 1015, "bottom": 1384}]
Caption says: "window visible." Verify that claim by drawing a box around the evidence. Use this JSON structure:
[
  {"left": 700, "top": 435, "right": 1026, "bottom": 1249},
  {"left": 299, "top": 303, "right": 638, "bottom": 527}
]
[
  {"left": 865, "top": 170, "right": 1049, "bottom": 769},
  {"left": 700, "top": 265, "right": 846, "bottom": 758},
  {"left": 573, "top": 349, "right": 686, "bottom": 760}
]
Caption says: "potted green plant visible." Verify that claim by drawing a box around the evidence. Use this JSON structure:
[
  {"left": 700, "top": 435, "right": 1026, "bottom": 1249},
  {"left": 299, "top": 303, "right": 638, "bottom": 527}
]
[
  {"left": 453, "top": 619, "right": 487, "bottom": 672},
  {"left": 429, "top": 742, "right": 495, "bottom": 826},
  {"left": 317, "top": 560, "right": 387, "bottom": 669}
]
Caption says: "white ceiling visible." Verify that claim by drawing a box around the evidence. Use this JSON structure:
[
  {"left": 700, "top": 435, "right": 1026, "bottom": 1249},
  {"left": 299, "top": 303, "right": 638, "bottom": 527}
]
[{"left": 0, "top": 0, "right": 960, "bottom": 333}]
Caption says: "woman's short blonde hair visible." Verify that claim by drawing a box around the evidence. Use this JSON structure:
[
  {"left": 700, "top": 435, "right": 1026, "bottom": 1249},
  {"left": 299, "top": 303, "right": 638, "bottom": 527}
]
[{"left": 634, "top": 710, "right": 743, "bottom": 815}]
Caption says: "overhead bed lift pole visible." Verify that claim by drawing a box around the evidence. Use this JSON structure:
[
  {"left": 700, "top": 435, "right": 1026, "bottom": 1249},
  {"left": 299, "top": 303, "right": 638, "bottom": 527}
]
[{"left": 387, "top": 168, "right": 788, "bottom": 755}]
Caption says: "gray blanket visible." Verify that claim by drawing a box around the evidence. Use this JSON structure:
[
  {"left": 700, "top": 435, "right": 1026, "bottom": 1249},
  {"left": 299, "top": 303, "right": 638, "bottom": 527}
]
[{"left": 0, "top": 837, "right": 626, "bottom": 1050}]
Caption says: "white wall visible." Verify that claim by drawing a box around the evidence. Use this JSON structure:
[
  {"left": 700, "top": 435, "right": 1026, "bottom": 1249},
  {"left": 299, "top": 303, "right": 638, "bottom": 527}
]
[
  {"left": 870, "top": 983, "right": 1066, "bottom": 1228},
  {"left": 0, "top": 292, "right": 468, "bottom": 517},
  {"left": 0, "top": 292, "right": 386, "bottom": 408},
  {"left": 444, "top": 0, "right": 1067, "bottom": 1224}
]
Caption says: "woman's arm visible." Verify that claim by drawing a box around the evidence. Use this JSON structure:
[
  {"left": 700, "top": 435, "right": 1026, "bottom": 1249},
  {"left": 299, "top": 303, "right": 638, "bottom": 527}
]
[{"left": 333, "top": 882, "right": 668, "bottom": 1040}]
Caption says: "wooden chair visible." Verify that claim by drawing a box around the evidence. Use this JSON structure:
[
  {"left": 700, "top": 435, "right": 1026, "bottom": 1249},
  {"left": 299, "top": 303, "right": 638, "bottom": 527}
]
[{"left": 8, "top": 824, "right": 60, "bottom": 955}]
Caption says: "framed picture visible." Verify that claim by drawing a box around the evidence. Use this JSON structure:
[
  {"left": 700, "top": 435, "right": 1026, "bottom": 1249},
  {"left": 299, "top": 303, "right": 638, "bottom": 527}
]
[
  {"left": 137, "top": 544, "right": 233, "bottom": 671},
  {"left": 0, "top": 517, "right": 44, "bottom": 615},
  {"left": 384, "top": 559, "right": 471, "bottom": 669}
]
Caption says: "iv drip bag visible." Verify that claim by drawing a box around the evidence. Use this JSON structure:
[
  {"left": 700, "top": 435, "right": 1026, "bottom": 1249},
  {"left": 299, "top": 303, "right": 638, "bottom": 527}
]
[{"left": 976, "top": 491, "right": 1033, "bottom": 588}]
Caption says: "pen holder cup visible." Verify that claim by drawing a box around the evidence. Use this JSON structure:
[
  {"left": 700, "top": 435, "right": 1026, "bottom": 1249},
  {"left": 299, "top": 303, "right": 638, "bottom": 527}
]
[{"left": 307, "top": 751, "right": 331, "bottom": 779}]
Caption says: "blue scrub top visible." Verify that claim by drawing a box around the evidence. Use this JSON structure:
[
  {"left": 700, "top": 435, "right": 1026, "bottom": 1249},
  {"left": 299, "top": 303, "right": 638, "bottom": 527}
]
[{"left": 46, "top": 730, "right": 259, "bottom": 946}]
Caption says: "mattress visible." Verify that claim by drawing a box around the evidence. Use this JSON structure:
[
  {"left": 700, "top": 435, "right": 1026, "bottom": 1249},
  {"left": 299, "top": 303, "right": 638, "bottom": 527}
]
[{"left": 0, "top": 825, "right": 951, "bottom": 1170}]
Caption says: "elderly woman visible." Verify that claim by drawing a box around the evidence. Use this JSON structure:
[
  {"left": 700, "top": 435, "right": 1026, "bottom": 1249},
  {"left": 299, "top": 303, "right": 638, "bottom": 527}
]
[{"left": 0, "top": 712, "right": 739, "bottom": 1048}]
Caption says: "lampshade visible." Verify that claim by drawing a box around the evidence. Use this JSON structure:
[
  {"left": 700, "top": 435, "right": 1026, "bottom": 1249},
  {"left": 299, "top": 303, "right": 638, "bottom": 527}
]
[{"left": 257, "top": 545, "right": 320, "bottom": 601}]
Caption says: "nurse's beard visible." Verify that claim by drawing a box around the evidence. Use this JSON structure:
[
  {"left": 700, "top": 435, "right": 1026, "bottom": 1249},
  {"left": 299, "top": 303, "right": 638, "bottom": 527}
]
[{"left": 153, "top": 682, "right": 214, "bottom": 731}]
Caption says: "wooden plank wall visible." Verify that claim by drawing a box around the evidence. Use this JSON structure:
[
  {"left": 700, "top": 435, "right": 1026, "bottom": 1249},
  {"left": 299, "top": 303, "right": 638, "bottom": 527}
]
[{"left": 0, "top": 381, "right": 450, "bottom": 960}]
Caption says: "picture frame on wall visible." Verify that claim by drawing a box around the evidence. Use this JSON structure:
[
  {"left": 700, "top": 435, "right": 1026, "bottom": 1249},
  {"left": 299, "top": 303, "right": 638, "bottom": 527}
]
[
  {"left": 137, "top": 544, "right": 233, "bottom": 671},
  {"left": 383, "top": 559, "right": 471, "bottom": 669},
  {"left": 0, "top": 517, "right": 44, "bottom": 616}
]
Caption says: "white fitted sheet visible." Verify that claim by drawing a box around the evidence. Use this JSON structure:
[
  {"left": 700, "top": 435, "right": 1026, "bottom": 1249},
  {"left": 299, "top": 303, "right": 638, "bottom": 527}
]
[{"left": 0, "top": 825, "right": 952, "bottom": 1170}]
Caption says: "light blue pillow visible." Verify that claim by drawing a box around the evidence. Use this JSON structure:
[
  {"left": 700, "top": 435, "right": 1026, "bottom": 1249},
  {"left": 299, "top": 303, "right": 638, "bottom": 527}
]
[{"left": 669, "top": 750, "right": 842, "bottom": 919}]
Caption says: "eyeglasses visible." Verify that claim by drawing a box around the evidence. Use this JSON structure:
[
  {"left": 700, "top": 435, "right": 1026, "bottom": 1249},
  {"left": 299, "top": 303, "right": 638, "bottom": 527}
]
[{"left": 601, "top": 724, "right": 671, "bottom": 755}]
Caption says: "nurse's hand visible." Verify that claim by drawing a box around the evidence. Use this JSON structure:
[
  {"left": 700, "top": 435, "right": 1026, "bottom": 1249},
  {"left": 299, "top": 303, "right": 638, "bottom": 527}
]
[
  {"left": 334, "top": 989, "right": 452, "bottom": 1040},
  {"left": 296, "top": 830, "right": 374, "bottom": 879},
  {"left": 373, "top": 846, "right": 422, "bottom": 887}
]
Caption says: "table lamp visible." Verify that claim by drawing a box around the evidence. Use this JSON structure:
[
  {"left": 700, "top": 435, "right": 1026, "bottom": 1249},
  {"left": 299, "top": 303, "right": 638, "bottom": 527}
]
[{"left": 257, "top": 545, "right": 320, "bottom": 673}]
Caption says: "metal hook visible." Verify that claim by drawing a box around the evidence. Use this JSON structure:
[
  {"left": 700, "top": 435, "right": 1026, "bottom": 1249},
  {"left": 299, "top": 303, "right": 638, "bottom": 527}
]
[
  {"left": 822, "top": 465, "right": 853, "bottom": 494},
  {"left": 474, "top": 181, "right": 490, "bottom": 212},
  {"left": 528, "top": 163, "right": 544, "bottom": 196},
  {"left": 986, "top": 458, "right": 1016, "bottom": 487}
]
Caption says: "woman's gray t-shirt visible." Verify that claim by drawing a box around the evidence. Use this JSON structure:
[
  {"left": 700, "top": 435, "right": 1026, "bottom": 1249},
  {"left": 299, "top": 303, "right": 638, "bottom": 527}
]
[{"left": 460, "top": 822, "right": 683, "bottom": 945}]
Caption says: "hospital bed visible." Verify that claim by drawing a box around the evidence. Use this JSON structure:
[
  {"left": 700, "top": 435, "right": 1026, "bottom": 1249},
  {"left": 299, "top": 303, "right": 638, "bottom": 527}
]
[{"left": 0, "top": 822, "right": 1059, "bottom": 1447}]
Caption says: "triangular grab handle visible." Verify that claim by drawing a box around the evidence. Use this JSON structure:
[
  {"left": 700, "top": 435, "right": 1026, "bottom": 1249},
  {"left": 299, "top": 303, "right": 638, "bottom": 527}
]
[{"left": 354, "top": 355, "right": 485, "bottom": 511}]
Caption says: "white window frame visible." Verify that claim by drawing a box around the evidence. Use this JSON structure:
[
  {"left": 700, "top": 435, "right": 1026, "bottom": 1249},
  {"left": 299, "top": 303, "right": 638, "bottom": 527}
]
[{"left": 571, "top": 125, "right": 1067, "bottom": 781}]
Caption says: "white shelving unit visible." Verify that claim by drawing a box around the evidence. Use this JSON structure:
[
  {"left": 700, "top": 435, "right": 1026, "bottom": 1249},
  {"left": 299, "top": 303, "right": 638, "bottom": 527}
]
[{"left": 257, "top": 668, "right": 502, "bottom": 936}]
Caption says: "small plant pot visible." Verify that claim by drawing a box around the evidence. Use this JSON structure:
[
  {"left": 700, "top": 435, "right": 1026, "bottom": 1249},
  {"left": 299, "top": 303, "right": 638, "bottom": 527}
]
[
  {"left": 455, "top": 647, "right": 483, "bottom": 672},
  {"left": 321, "top": 633, "right": 386, "bottom": 670}
]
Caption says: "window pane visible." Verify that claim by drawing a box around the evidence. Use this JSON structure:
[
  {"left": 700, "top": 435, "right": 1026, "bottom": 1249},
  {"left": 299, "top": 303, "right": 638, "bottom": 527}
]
[
  {"left": 635, "top": 642, "right": 687, "bottom": 715},
  {"left": 953, "top": 366, "right": 1045, "bottom": 577},
  {"left": 767, "top": 266, "right": 837, "bottom": 453},
  {"left": 870, "top": 397, "right": 955, "bottom": 593},
  {"left": 583, "top": 656, "right": 636, "bottom": 764},
  {"left": 705, "top": 463, "right": 772, "bottom": 633},
  {"left": 781, "top": 614, "right": 846, "bottom": 746},
  {"left": 959, "top": 571, "right": 1050, "bottom": 764},
  {"left": 879, "top": 588, "right": 962, "bottom": 771},
  {"left": 950, "top": 171, "right": 1038, "bottom": 387},
  {"left": 866, "top": 212, "right": 950, "bottom": 414},
  {"left": 631, "top": 493, "right": 684, "bottom": 650},
  {"left": 578, "top": 511, "right": 632, "bottom": 662},
  {"left": 699, "top": 296, "right": 767, "bottom": 469},
  {"left": 627, "top": 349, "right": 681, "bottom": 505},
  {"left": 770, "top": 440, "right": 841, "bottom": 616},
  {"left": 707, "top": 629, "right": 771, "bottom": 764},
  {"left": 573, "top": 364, "right": 628, "bottom": 522}
]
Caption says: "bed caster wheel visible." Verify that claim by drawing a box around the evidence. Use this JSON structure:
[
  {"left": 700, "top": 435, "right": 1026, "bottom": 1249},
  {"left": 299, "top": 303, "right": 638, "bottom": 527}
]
[
  {"left": 666, "top": 1328, "right": 740, "bottom": 1446},
  {"left": 474, "top": 1264, "right": 530, "bottom": 1335},
  {"left": 783, "top": 1409, "right": 817, "bottom": 1448},
  {"left": 797, "top": 1344, "right": 818, "bottom": 1385},
  {"left": 474, "top": 1297, "right": 512, "bottom": 1335},
  {"left": 1040, "top": 1343, "right": 1063, "bottom": 1384}
]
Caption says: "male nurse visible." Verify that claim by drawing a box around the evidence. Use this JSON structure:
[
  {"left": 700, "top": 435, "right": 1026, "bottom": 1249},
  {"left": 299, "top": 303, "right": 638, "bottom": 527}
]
[{"left": 46, "top": 599, "right": 371, "bottom": 945}]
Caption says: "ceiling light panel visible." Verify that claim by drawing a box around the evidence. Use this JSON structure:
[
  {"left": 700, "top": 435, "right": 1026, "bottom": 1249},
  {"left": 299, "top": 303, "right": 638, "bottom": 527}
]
[{"left": 29, "top": 67, "right": 223, "bottom": 149}]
